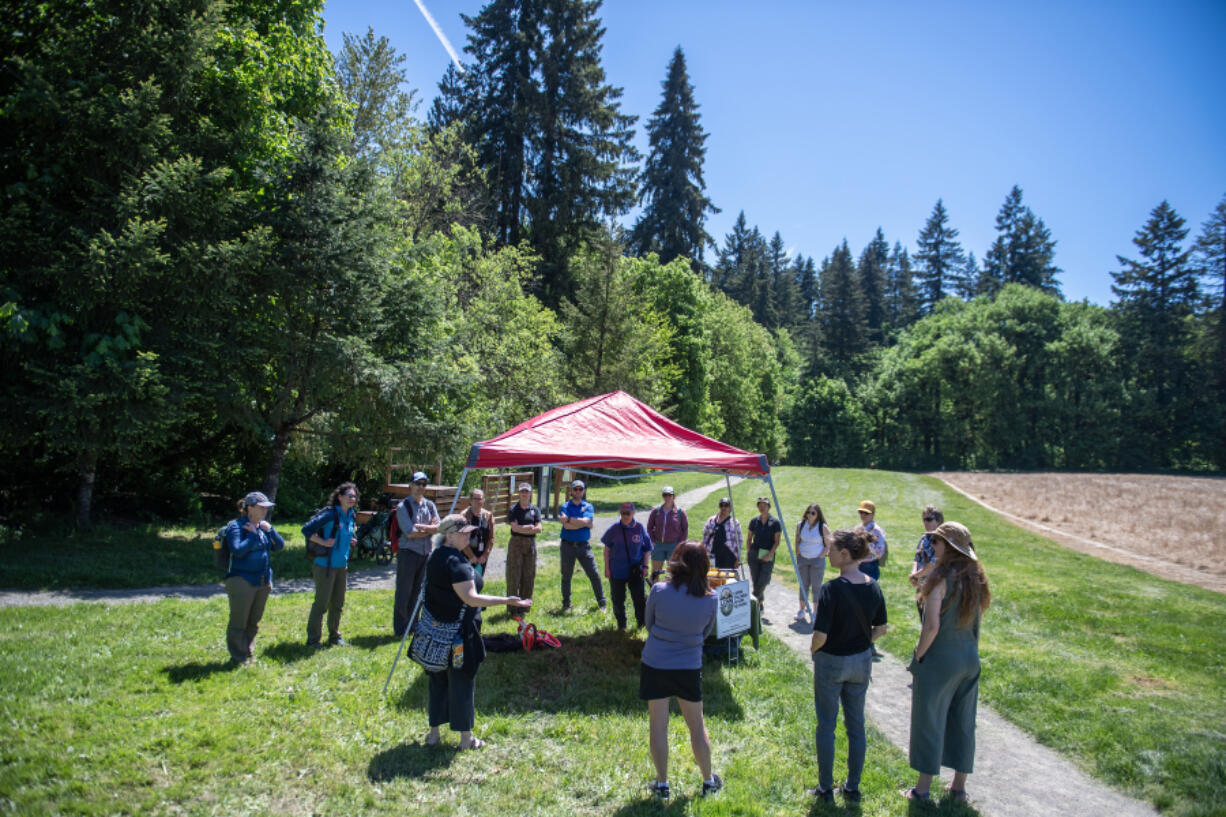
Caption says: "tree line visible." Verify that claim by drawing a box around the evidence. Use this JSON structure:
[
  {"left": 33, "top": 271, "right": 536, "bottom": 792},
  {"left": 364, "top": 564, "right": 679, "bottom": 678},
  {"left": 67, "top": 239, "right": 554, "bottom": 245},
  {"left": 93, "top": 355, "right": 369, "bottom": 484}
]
[{"left": 1, "top": 0, "right": 1222, "bottom": 531}]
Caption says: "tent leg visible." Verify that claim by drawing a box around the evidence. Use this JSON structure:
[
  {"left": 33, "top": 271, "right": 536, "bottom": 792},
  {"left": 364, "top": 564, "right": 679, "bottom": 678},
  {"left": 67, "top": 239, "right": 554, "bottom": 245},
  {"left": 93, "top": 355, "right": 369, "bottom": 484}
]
[
  {"left": 449, "top": 469, "right": 469, "bottom": 516},
  {"left": 724, "top": 474, "right": 735, "bottom": 521},
  {"left": 766, "top": 475, "right": 808, "bottom": 617}
]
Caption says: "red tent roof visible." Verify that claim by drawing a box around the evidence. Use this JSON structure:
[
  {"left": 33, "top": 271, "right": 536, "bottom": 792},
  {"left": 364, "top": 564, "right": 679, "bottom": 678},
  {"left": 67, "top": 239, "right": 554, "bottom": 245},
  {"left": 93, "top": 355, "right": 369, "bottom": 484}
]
[{"left": 466, "top": 391, "right": 769, "bottom": 476}]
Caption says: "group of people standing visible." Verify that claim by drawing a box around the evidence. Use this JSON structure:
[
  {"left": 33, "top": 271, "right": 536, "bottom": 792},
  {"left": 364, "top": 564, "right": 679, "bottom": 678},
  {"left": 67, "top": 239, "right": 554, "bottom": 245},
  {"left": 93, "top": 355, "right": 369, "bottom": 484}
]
[
  {"left": 804, "top": 502, "right": 991, "bottom": 805},
  {"left": 218, "top": 480, "right": 989, "bottom": 804}
]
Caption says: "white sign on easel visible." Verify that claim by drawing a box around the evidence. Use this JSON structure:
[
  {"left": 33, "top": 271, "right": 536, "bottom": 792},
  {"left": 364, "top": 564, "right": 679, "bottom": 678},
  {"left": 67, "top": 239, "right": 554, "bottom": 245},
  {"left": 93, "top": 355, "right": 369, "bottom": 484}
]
[{"left": 714, "top": 579, "right": 752, "bottom": 638}]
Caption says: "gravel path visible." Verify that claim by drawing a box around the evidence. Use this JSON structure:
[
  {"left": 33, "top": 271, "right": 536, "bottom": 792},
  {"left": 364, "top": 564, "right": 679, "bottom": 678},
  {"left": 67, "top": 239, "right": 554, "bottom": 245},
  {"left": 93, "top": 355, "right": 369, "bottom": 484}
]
[{"left": 0, "top": 474, "right": 1162, "bottom": 816}]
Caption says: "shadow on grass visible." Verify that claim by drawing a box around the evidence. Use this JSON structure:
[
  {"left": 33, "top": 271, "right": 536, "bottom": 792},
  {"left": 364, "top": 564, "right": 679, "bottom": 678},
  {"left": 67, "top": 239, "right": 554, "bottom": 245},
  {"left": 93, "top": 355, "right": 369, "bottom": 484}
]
[
  {"left": 261, "top": 640, "right": 319, "bottom": 665},
  {"left": 387, "top": 628, "right": 746, "bottom": 721},
  {"left": 608, "top": 794, "right": 694, "bottom": 817},
  {"left": 367, "top": 741, "right": 457, "bottom": 781},
  {"left": 162, "top": 659, "right": 240, "bottom": 683},
  {"left": 347, "top": 633, "right": 403, "bottom": 651}
]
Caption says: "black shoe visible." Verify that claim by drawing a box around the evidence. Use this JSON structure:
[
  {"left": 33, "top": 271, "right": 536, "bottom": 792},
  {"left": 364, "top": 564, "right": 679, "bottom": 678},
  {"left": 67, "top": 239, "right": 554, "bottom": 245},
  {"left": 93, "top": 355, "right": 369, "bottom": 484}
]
[
  {"left": 306, "top": 640, "right": 322, "bottom": 649},
  {"left": 838, "top": 784, "right": 861, "bottom": 803},
  {"left": 701, "top": 774, "right": 723, "bottom": 797},
  {"left": 648, "top": 781, "right": 669, "bottom": 800},
  {"left": 328, "top": 636, "right": 349, "bottom": 647},
  {"left": 808, "top": 785, "right": 834, "bottom": 802}
]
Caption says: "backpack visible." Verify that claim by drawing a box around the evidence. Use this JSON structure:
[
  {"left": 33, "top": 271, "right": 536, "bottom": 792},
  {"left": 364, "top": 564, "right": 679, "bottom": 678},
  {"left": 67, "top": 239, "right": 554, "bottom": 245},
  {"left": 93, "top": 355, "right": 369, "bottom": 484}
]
[
  {"left": 304, "top": 506, "right": 340, "bottom": 559},
  {"left": 212, "top": 521, "right": 234, "bottom": 575}
]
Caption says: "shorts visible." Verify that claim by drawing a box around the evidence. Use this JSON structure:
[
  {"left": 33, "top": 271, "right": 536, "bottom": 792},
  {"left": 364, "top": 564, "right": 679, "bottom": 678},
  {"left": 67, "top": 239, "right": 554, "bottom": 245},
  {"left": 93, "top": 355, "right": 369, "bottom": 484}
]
[
  {"left": 651, "top": 541, "right": 678, "bottom": 562},
  {"left": 640, "top": 662, "right": 702, "bottom": 702}
]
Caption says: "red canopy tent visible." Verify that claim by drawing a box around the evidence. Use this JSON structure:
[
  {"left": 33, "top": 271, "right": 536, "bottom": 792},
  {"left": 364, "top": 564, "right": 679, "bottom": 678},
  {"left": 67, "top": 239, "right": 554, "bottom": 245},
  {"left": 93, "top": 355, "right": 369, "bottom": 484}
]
[
  {"left": 452, "top": 391, "right": 803, "bottom": 612},
  {"left": 465, "top": 390, "right": 769, "bottom": 476}
]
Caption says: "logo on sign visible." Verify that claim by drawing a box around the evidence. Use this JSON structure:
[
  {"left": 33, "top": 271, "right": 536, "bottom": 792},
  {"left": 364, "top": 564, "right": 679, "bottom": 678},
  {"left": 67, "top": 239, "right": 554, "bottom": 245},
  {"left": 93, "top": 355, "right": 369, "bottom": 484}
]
[{"left": 719, "top": 587, "right": 734, "bottom": 616}]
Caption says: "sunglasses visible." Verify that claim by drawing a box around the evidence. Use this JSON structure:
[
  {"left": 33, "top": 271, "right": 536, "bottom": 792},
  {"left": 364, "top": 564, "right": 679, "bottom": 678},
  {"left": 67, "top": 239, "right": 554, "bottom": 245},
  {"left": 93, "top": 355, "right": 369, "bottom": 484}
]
[
  {"left": 923, "top": 516, "right": 937, "bottom": 522},
  {"left": 343, "top": 492, "right": 357, "bottom": 498},
  {"left": 718, "top": 502, "right": 730, "bottom": 507}
]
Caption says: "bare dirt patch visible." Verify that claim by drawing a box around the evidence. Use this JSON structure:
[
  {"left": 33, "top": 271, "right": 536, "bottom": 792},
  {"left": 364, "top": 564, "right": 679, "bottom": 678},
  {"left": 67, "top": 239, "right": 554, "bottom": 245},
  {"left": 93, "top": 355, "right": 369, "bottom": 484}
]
[{"left": 935, "top": 472, "right": 1226, "bottom": 594}]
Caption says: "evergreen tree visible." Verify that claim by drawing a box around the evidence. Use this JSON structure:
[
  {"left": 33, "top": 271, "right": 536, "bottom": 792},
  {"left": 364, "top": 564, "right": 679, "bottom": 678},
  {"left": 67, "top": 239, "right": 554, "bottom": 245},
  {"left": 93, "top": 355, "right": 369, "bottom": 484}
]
[
  {"left": 1193, "top": 194, "right": 1226, "bottom": 466},
  {"left": 527, "top": 0, "right": 639, "bottom": 305},
  {"left": 884, "top": 242, "right": 920, "bottom": 334},
  {"left": 795, "top": 254, "right": 819, "bottom": 322},
  {"left": 818, "top": 240, "right": 868, "bottom": 374},
  {"left": 713, "top": 212, "right": 755, "bottom": 302},
  {"left": 334, "top": 27, "right": 418, "bottom": 162},
  {"left": 629, "top": 47, "right": 718, "bottom": 267},
  {"left": 914, "top": 199, "right": 966, "bottom": 314},
  {"left": 426, "top": 63, "right": 469, "bottom": 133},
  {"left": 858, "top": 228, "right": 889, "bottom": 345},
  {"left": 1111, "top": 200, "right": 1199, "bottom": 466},
  {"left": 456, "top": 0, "right": 537, "bottom": 247},
  {"left": 765, "top": 231, "right": 793, "bottom": 329},
  {"left": 956, "top": 251, "right": 981, "bottom": 300},
  {"left": 982, "top": 186, "right": 1061, "bottom": 296}
]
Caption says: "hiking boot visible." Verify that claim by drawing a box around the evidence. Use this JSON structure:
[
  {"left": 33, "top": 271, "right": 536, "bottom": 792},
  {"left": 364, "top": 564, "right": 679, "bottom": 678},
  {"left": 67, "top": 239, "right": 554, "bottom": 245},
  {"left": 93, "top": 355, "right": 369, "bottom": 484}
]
[
  {"left": 838, "top": 784, "right": 861, "bottom": 803},
  {"left": 701, "top": 774, "right": 723, "bottom": 797},
  {"left": 329, "top": 636, "right": 349, "bottom": 647},
  {"left": 306, "top": 640, "right": 323, "bottom": 650},
  {"left": 648, "top": 781, "right": 669, "bottom": 800},
  {"left": 808, "top": 785, "right": 834, "bottom": 803}
]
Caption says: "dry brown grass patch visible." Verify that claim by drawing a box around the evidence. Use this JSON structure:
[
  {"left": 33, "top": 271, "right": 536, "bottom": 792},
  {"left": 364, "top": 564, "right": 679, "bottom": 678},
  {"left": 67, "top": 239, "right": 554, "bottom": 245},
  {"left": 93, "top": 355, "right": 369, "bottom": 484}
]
[{"left": 936, "top": 472, "right": 1226, "bottom": 593}]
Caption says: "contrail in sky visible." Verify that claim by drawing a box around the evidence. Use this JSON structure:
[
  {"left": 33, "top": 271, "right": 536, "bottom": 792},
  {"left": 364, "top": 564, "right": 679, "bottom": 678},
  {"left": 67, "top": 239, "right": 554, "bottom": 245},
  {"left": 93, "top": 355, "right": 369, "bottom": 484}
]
[{"left": 412, "top": 0, "right": 465, "bottom": 72}]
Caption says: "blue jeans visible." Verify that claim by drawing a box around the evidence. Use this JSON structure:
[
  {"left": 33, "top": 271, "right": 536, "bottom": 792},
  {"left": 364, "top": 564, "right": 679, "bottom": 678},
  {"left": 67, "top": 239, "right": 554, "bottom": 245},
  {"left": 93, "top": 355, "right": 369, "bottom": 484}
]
[{"left": 813, "top": 648, "right": 873, "bottom": 791}]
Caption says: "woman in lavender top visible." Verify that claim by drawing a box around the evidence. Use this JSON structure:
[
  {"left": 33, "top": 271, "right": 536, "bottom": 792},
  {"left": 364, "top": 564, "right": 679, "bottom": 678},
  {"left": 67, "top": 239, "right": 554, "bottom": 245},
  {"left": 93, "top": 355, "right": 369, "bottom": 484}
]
[{"left": 641, "top": 543, "right": 722, "bottom": 800}]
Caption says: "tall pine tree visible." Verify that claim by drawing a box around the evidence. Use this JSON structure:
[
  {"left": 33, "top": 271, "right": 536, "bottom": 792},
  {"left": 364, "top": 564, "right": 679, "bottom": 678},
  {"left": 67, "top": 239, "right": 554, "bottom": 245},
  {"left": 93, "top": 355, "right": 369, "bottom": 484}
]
[
  {"left": 629, "top": 47, "right": 718, "bottom": 268},
  {"left": 1111, "top": 201, "right": 1199, "bottom": 466},
  {"left": 528, "top": 0, "right": 638, "bottom": 304},
  {"left": 884, "top": 242, "right": 920, "bottom": 334},
  {"left": 914, "top": 199, "right": 965, "bottom": 314},
  {"left": 858, "top": 228, "right": 889, "bottom": 345},
  {"left": 1193, "top": 194, "right": 1226, "bottom": 466},
  {"left": 818, "top": 240, "right": 868, "bottom": 374},
  {"left": 334, "top": 27, "right": 418, "bottom": 162},
  {"left": 982, "top": 186, "right": 1061, "bottom": 297}
]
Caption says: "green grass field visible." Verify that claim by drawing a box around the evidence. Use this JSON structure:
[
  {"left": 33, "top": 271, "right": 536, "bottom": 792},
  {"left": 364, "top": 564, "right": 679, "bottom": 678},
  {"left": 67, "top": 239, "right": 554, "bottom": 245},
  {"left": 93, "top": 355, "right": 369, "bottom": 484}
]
[
  {"left": 1, "top": 466, "right": 1223, "bottom": 816},
  {"left": 698, "top": 467, "right": 1226, "bottom": 817},
  {"left": 0, "top": 549, "right": 958, "bottom": 817}
]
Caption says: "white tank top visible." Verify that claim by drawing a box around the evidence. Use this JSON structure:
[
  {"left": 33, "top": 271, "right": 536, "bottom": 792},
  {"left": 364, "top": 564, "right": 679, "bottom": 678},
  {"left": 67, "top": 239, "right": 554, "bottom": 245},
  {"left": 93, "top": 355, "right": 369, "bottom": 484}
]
[{"left": 797, "top": 521, "right": 828, "bottom": 559}]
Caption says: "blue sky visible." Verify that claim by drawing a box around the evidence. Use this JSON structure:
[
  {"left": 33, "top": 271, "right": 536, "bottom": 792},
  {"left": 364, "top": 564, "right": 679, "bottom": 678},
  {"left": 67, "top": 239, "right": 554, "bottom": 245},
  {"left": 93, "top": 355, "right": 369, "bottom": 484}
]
[{"left": 321, "top": 0, "right": 1226, "bottom": 306}]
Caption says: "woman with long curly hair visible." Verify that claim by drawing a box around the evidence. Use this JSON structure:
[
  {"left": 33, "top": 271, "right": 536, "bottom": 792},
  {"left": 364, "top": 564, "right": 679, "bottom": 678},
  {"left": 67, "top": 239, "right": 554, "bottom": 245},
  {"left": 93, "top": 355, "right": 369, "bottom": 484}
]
[{"left": 903, "top": 522, "right": 991, "bottom": 805}]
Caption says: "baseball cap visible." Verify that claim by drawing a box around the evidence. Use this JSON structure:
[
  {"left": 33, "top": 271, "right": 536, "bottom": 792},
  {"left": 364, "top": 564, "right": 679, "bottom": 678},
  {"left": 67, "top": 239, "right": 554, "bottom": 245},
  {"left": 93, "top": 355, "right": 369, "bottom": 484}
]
[{"left": 243, "top": 491, "right": 274, "bottom": 508}]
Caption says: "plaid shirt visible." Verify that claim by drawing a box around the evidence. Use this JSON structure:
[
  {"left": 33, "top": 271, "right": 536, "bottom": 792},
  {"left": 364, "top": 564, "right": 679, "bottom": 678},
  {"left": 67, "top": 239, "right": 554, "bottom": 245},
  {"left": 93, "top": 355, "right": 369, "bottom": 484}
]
[
  {"left": 702, "top": 514, "right": 743, "bottom": 563},
  {"left": 914, "top": 532, "right": 936, "bottom": 569}
]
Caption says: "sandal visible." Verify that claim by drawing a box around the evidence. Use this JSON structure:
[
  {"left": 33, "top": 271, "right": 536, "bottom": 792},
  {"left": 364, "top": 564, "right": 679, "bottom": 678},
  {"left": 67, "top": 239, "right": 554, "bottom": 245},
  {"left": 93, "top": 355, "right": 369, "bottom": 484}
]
[
  {"left": 944, "top": 787, "right": 970, "bottom": 804},
  {"left": 901, "top": 786, "right": 931, "bottom": 801},
  {"left": 459, "top": 737, "right": 486, "bottom": 750}
]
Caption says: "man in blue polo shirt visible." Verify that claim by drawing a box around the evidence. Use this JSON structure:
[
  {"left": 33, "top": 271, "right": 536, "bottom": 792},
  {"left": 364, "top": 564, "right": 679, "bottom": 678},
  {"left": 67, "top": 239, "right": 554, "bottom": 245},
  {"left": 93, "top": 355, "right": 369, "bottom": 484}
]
[{"left": 558, "top": 479, "right": 606, "bottom": 612}]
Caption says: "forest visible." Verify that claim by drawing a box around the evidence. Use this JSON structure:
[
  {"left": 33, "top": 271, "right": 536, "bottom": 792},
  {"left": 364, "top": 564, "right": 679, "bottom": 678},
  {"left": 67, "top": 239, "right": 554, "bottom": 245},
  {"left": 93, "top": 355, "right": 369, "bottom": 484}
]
[{"left": 2, "top": 0, "right": 1223, "bottom": 530}]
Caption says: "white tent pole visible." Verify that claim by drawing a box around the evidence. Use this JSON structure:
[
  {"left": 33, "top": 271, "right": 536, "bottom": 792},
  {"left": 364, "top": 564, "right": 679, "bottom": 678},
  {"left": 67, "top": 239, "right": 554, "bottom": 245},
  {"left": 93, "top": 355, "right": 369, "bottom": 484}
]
[
  {"left": 766, "top": 474, "right": 807, "bottom": 616},
  {"left": 449, "top": 468, "right": 468, "bottom": 515}
]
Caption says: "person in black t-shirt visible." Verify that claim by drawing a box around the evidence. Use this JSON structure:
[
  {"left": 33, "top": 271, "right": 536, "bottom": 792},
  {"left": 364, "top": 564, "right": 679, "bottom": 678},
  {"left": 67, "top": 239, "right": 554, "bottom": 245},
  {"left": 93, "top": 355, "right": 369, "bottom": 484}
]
[
  {"left": 807, "top": 528, "right": 888, "bottom": 803},
  {"left": 423, "top": 515, "right": 532, "bottom": 750},
  {"left": 746, "top": 498, "right": 782, "bottom": 613},
  {"left": 505, "top": 483, "right": 542, "bottom": 618}
]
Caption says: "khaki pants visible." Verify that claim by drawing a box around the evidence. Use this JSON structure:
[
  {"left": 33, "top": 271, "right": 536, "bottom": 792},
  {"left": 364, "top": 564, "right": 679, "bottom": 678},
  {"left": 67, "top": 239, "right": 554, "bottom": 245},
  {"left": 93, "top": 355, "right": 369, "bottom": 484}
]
[
  {"left": 307, "top": 564, "right": 348, "bottom": 644},
  {"left": 225, "top": 576, "right": 271, "bottom": 662},
  {"left": 505, "top": 534, "right": 537, "bottom": 617}
]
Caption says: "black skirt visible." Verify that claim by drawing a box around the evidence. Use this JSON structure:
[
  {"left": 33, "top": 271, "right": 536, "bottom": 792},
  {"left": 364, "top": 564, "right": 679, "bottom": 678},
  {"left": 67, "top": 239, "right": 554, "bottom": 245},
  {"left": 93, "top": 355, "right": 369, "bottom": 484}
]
[{"left": 640, "top": 662, "right": 702, "bottom": 702}]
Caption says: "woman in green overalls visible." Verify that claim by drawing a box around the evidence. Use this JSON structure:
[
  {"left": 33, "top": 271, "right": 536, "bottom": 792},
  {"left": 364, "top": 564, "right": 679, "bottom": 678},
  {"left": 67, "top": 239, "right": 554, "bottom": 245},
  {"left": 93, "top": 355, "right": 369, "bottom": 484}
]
[{"left": 903, "top": 522, "right": 991, "bottom": 805}]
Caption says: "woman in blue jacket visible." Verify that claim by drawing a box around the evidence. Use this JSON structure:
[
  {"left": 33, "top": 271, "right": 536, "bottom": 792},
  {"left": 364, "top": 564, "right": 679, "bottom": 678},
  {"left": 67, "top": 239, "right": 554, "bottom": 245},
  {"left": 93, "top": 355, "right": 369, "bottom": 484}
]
[
  {"left": 301, "top": 481, "right": 359, "bottom": 647},
  {"left": 224, "top": 491, "right": 286, "bottom": 664}
]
